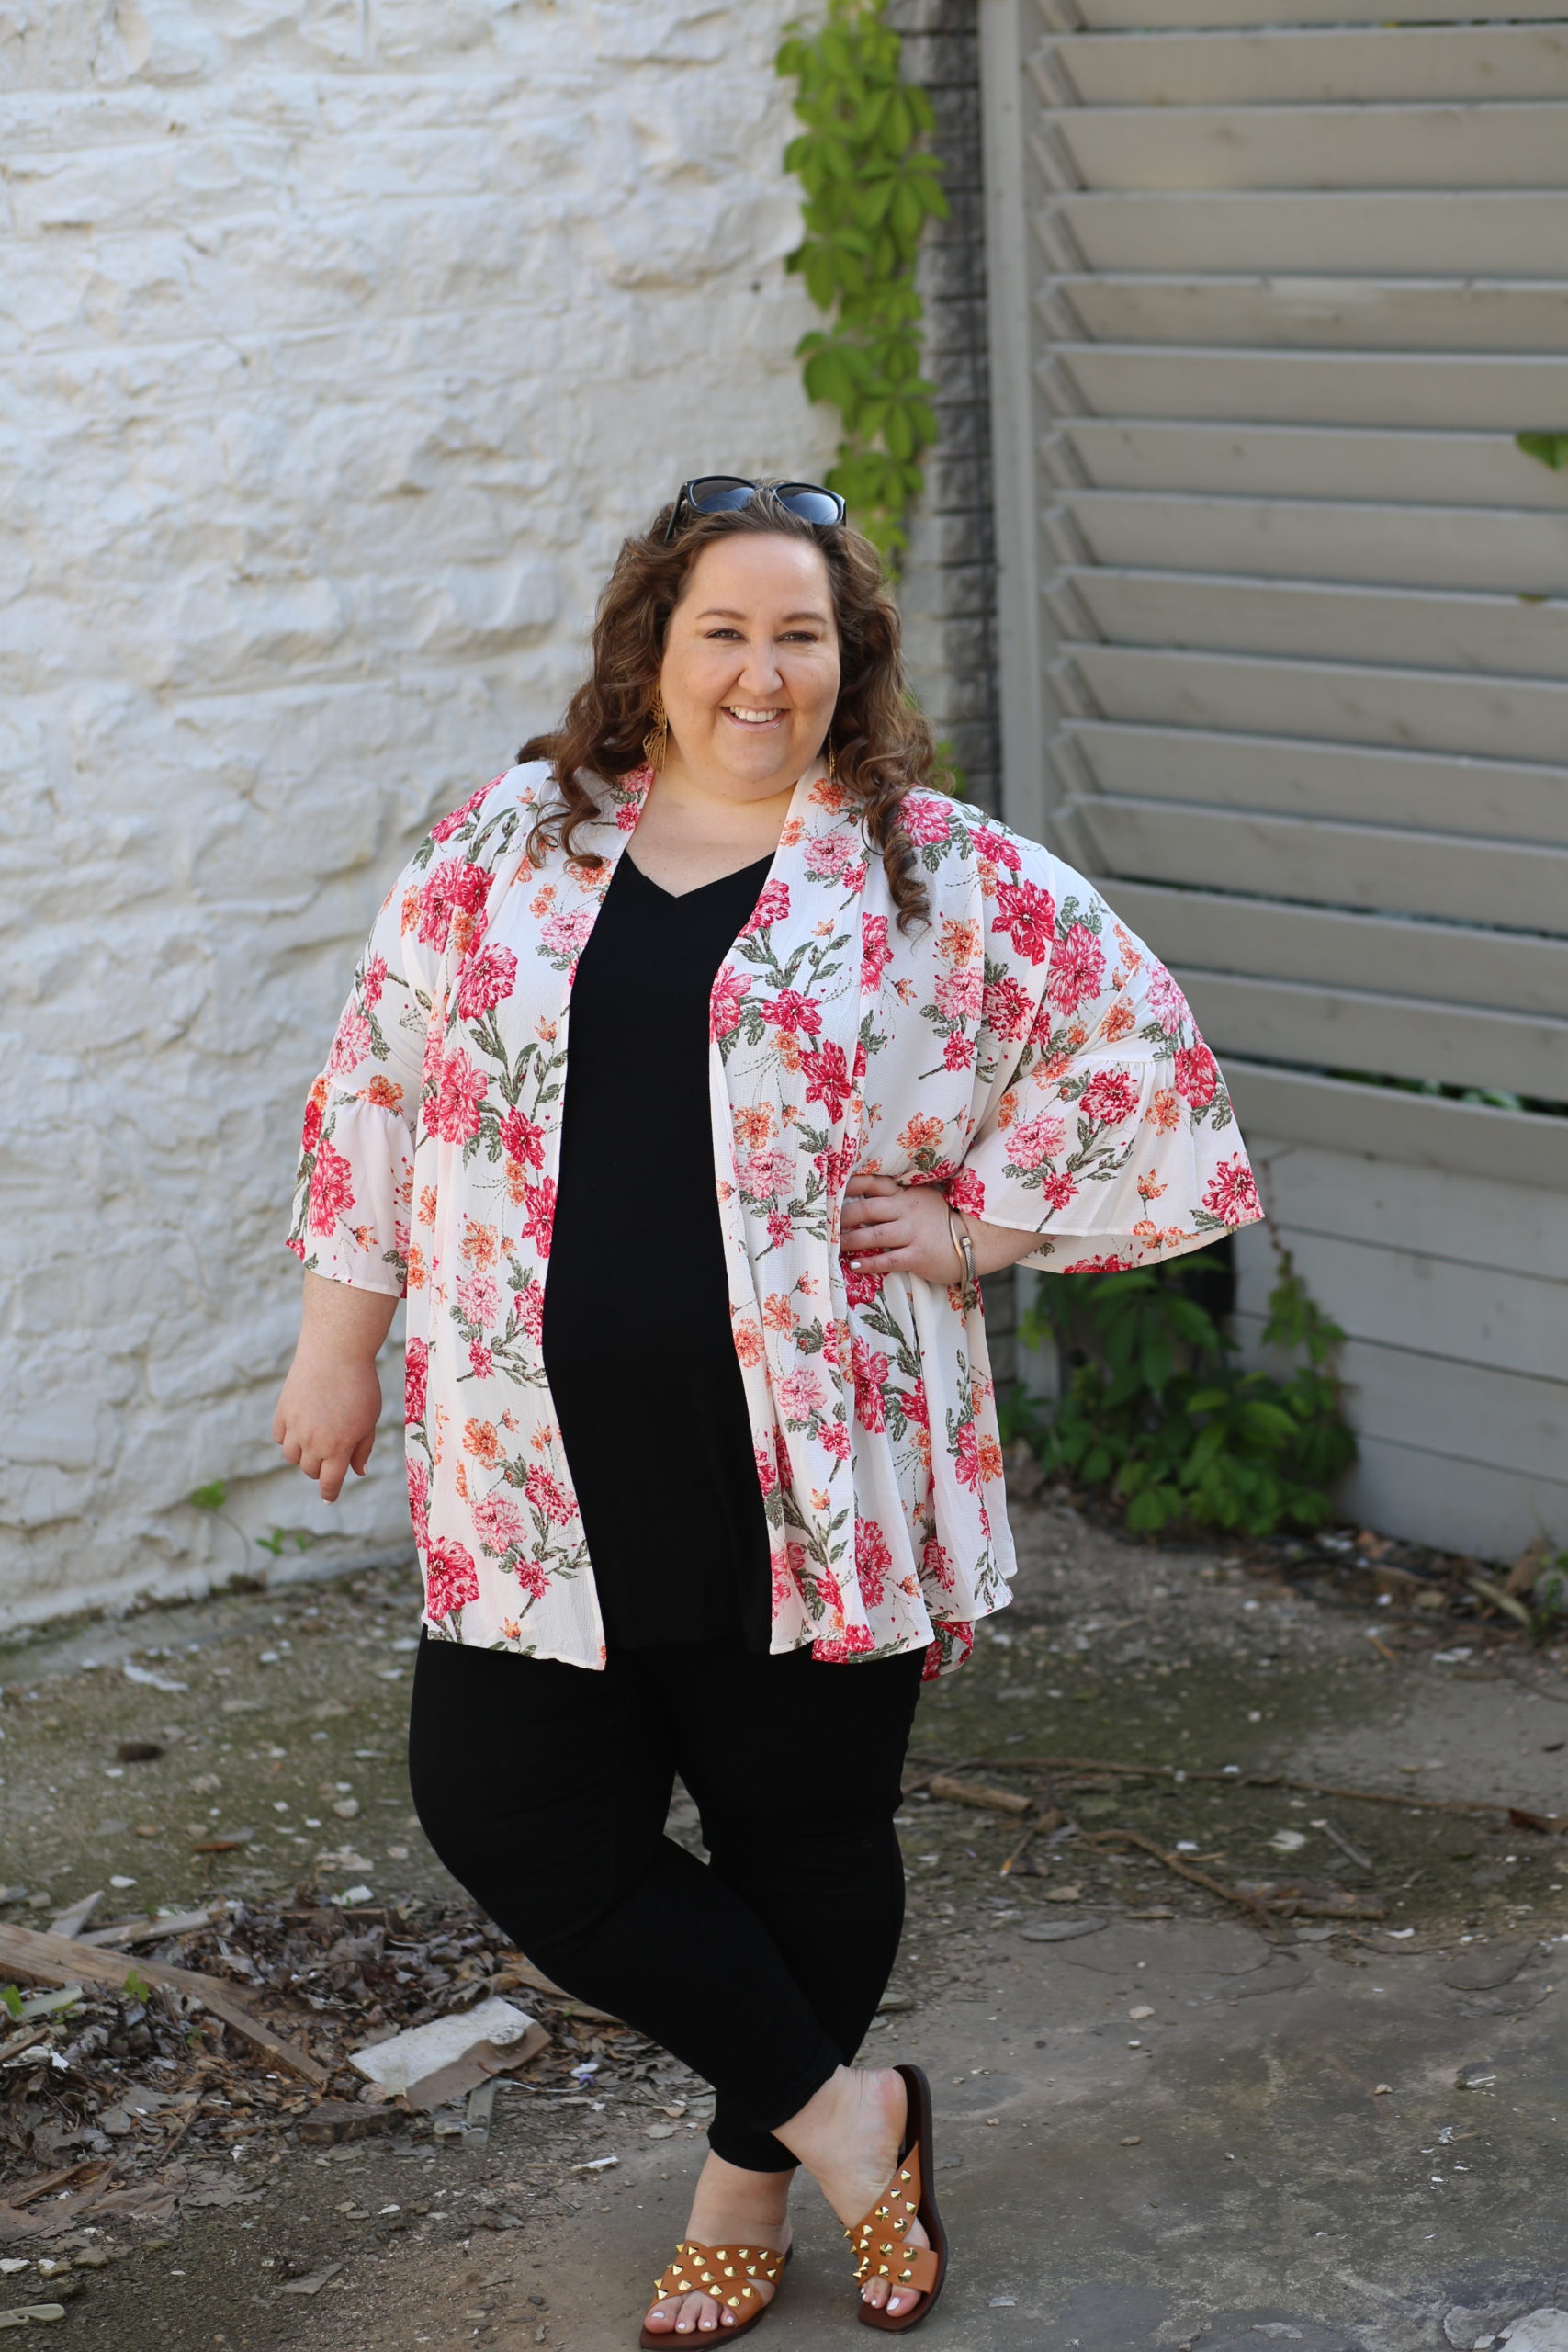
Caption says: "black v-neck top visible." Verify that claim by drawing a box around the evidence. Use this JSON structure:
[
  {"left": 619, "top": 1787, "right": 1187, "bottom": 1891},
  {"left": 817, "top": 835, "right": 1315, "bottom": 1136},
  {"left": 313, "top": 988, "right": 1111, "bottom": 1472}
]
[{"left": 540, "top": 850, "right": 776, "bottom": 1653}]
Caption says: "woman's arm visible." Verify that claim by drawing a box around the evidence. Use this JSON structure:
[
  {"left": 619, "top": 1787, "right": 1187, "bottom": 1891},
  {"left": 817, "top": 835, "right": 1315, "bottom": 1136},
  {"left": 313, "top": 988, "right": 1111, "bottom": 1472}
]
[
  {"left": 271, "top": 1271, "right": 399, "bottom": 1503},
  {"left": 839, "top": 1173, "right": 1039, "bottom": 1286}
]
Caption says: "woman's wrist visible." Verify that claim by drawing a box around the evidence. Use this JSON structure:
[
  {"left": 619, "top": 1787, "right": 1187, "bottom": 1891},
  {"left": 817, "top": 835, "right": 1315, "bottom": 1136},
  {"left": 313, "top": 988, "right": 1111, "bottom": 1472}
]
[
  {"left": 958, "top": 1211, "right": 1043, "bottom": 1280},
  {"left": 299, "top": 1270, "right": 399, "bottom": 1363}
]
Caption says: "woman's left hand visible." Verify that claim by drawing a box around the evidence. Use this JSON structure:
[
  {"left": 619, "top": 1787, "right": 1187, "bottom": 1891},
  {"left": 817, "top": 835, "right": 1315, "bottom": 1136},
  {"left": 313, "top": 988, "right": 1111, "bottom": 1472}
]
[{"left": 839, "top": 1173, "right": 964, "bottom": 1286}]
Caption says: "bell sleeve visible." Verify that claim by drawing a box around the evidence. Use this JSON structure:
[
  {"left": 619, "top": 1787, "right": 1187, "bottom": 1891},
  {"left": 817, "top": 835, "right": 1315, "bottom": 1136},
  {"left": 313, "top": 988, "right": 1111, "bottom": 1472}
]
[
  {"left": 285, "top": 853, "right": 437, "bottom": 1297},
  {"left": 947, "top": 837, "right": 1263, "bottom": 1273}
]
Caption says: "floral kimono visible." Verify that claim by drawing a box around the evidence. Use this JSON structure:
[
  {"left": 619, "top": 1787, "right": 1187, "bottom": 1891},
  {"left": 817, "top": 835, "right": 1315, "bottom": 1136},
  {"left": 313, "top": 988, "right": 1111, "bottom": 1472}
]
[{"left": 288, "top": 761, "right": 1262, "bottom": 1675}]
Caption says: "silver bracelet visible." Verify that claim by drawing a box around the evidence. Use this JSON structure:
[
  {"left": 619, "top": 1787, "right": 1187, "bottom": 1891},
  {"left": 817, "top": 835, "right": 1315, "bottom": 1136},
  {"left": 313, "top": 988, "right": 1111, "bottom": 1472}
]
[{"left": 945, "top": 1207, "right": 979, "bottom": 1312}]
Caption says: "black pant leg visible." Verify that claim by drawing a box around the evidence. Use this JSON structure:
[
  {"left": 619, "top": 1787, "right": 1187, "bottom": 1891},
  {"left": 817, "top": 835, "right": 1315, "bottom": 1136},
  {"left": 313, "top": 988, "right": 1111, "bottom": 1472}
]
[
  {"left": 406, "top": 1637, "right": 843, "bottom": 2138},
  {"left": 677, "top": 1644, "right": 925, "bottom": 2173},
  {"left": 408, "top": 1635, "right": 674, "bottom": 1956}
]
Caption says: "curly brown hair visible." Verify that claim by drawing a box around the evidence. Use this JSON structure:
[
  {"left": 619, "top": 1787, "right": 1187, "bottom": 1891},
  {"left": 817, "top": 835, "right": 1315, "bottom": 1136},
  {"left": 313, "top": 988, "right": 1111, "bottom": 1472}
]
[{"left": 517, "top": 487, "right": 942, "bottom": 928}]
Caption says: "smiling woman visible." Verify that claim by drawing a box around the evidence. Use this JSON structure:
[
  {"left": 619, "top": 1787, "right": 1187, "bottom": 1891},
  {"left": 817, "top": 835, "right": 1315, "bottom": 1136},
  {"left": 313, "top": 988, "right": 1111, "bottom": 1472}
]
[{"left": 272, "top": 477, "right": 1260, "bottom": 2344}]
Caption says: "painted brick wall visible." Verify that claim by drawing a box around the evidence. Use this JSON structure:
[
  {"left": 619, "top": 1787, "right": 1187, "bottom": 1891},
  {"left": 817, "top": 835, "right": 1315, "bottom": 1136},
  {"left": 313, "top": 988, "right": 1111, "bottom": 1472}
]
[{"left": 1, "top": 0, "right": 844, "bottom": 1626}]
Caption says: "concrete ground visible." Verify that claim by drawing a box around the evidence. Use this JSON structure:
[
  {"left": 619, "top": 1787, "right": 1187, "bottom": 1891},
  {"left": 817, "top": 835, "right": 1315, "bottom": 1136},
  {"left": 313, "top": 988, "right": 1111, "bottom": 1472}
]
[{"left": 3, "top": 1487, "right": 1566, "bottom": 2352}]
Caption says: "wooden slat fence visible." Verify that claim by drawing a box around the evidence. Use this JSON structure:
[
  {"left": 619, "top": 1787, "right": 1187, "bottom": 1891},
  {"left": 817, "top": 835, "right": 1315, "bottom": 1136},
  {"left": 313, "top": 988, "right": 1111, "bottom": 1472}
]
[{"left": 979, "top": 0, "right": 1568, "bottom": 1555}]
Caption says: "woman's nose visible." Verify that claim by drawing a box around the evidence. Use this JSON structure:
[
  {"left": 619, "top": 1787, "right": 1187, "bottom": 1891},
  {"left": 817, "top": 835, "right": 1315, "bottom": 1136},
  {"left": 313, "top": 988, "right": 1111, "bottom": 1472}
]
[{"left": 734, "top": 645, "right": 784, "bottom": 693}]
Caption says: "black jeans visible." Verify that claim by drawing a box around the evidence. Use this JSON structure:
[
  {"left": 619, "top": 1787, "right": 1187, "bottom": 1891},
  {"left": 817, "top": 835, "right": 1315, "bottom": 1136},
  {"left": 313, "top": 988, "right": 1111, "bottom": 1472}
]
[{"left": 408, "top": 1634, "right": 924, "bottom": 2172}]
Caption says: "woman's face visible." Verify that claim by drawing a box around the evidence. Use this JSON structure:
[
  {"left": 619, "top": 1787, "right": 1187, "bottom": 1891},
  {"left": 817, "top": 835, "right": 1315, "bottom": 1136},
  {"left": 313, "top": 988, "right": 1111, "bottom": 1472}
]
[{"left": 659, "top": 532, "right": 841, "bottom": 797}]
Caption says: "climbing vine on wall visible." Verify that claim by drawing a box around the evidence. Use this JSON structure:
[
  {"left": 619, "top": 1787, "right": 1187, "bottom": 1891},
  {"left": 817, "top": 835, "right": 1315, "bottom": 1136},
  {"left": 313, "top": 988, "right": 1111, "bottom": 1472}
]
[{"left": 776, "top": 2, "right": 948, "bottom": 561}]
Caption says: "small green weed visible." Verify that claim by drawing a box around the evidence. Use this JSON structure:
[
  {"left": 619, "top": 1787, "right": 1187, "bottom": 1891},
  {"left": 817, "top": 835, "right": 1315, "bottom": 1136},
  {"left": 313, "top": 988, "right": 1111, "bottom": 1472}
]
[{"left": 190, "top": 1479, "right": 316, "bottom": 1569}]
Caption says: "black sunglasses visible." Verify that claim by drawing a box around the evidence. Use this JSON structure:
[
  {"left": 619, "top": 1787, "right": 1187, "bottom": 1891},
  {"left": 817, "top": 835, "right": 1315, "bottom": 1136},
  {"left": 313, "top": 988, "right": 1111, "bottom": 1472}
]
[{"left": 664, "top": 475, "right": 847, "bottom": 542}]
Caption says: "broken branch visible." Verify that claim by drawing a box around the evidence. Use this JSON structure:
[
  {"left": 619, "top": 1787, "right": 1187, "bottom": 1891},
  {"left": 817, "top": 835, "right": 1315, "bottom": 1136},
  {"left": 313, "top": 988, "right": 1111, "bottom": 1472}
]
[
  {"left": 951, "top": 1753, "right": 1564, "bottom": 1826},
  {"left": 1081, "top": 1828, "right": 1281, "bottom": 1932}
]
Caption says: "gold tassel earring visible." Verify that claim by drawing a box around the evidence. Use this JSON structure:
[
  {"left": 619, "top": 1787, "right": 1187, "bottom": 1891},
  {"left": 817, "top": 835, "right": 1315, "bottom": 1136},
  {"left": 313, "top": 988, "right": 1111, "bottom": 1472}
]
[{"left": 642, "top": 691, "right": 669, "bottom": 773}]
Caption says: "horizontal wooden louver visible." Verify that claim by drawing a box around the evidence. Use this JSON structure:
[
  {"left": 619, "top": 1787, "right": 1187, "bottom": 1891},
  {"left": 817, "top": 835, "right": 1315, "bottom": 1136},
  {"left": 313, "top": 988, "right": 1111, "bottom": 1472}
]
[{"left": 1026, "top": 0, "right": 1568, "bottom": 1142}]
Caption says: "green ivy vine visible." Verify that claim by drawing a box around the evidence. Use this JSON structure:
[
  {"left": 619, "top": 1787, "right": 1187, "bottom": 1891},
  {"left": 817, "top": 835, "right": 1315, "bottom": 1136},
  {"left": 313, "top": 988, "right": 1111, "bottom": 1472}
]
[{"left": 776, "top": 1, "right": 948, "bottom": 561}]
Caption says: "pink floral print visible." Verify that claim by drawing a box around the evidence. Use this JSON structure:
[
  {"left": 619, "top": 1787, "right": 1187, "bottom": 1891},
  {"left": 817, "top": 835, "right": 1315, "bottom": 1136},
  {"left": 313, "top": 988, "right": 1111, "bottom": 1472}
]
[{"left": 288, "top": 762, "right": 1261, "bottom": 1671}]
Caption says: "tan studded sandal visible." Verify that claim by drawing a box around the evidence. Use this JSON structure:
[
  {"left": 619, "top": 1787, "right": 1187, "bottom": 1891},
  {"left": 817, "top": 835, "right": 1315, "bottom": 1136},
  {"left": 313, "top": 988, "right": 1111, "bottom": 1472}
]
[
  {"left": 637, "top": 2240, "right": 790, "bottom": 2346},
  {"left": 845, "top": 2064, "right": 948, "bottom": 2333}
]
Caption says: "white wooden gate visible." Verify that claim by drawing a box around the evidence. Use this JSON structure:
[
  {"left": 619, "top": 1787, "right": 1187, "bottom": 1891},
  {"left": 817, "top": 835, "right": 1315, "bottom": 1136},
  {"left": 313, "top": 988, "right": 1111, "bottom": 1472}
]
[{"left": 978, "top": 0, "right": 1568, "bottom": 1557}]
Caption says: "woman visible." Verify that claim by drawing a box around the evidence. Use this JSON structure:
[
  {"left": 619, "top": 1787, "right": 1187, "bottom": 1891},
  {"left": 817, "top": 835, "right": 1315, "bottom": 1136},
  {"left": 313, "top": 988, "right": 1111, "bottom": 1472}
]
[{"left": 273, "top": 478, "right": 1261, "bottom": 2339}]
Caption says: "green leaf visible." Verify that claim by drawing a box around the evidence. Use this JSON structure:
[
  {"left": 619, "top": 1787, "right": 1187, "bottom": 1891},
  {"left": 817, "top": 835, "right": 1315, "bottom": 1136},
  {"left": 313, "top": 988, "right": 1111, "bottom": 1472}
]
[
  {"left": 803, "top": 346, "right": 860, "bottom": 411},
  {"left": 884, "top": 401, "right": 921, "bottom": 460},
  {"left": 804, "top": 244, "right": 840, "bottom": 310},
  {"left": 1517, "top": 430, "right": 1568, "bottom": 471},
  {"left": 189, "top": 1480, "right": 228, "bottom": 1512},
  {"left": 820, "top": 24, "right": 856, "bottom": 74},
  {"left": 1240, "top": 1399, "right": 1301, "bottom": 1445},
  {"left": 889, "top": 176, "right": 924, "bottom": 248},
  {"left": 0, "top": 1985, "right": 23, "bottom": 2020},
  {"left": 124, "top": 1969, "right": 153, "bottom": 2004},
  {"left": 856, "top": 89, "right": 892, "bottom": 142}
]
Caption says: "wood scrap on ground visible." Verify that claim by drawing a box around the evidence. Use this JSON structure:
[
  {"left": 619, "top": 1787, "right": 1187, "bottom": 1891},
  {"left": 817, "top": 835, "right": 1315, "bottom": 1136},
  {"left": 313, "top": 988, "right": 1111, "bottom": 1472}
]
[{"left": 0, "top": 1921, "right": 327, "bottom": 2086}]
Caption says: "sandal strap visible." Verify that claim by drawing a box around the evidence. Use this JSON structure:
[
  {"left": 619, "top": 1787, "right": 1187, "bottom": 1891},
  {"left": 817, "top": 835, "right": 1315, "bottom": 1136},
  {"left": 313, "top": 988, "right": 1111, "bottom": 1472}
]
[
  {"left": 844, "top": 2147, "right": 939, "bottom": 2294},
  {"left": 651, "top": 2241, "right": 787, "bottom": 2312}
]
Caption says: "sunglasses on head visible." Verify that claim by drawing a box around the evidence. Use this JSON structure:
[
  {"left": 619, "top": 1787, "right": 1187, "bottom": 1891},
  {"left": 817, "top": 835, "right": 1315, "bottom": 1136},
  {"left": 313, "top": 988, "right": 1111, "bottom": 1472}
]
[{"left": 664, "top": 475, "right": 847, "bottom": 543}]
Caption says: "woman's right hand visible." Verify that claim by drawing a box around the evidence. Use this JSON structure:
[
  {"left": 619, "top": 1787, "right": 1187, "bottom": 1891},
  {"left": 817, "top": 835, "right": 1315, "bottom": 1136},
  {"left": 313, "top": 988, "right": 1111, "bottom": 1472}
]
[
  {"left": 272, "top": 1346, "right": 383, "bottom": 1503},
  {"left": 272, "top": 1272, "right": 399, "bottom": 1502}
]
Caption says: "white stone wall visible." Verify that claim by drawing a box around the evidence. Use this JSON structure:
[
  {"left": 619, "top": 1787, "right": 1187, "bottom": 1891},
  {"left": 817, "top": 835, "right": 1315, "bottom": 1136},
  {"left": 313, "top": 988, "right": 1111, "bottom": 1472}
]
[{"left": 0, "top": 0, "right": 839, "bottom": 1629}]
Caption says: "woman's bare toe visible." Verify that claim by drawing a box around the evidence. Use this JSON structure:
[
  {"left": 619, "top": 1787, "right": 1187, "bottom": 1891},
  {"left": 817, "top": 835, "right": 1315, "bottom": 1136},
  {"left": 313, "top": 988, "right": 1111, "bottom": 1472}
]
[{"left": 859, "top": 2216, "right": 931, "bottom": 2318}]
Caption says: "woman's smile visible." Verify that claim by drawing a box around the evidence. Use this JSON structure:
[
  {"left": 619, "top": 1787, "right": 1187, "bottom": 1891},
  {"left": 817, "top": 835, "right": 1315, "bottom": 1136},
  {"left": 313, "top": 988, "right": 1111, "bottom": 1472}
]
[{"left": 721, "top": 704, "right": 787, "bottom": 729}]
